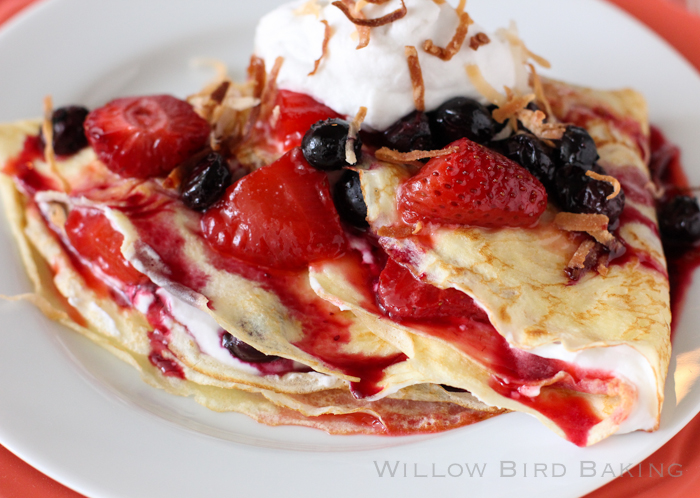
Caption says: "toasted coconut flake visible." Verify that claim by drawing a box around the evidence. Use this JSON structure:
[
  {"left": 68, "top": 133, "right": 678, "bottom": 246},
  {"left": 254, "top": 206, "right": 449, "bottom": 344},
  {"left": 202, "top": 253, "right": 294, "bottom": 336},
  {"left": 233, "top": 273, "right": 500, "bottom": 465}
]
[
  {"left": 332, "top": 0, "right": 406, "bottom": 27},
  {"left": 247, "top": 55, "right": 267, "bottom": 99},
  {"left": 455, "top": 0, "right": 466, "bottom": 15},
  {"left": 404, "top": 46, "right": 425, "bottom": 111},
  {"left": 491, "top": 91, "right": 535, "bottom": 124},
  {"left": 423, "top": 12, "right": 473, "bottom": 61},
  {"left": 469, "top": 32, "right": 490, "bottom": 51},
  {"left": 294, "top": 0, "right": 322, "bottom": 17},
  {"left": 376, "top": 145, "right": 458, "bottom": 166},
  {"left": 555, "top": 212, "right": 609, "bottom": 233},
  {"left": 516, "top": 109, "right": 566, "bottom": 140},
  {"left": 498, "top": 22, "right": 551, "bottom": 68},
  {"left": 528, "top": 63, "right": 555, "bottom": 121},
  {"left": 258, "top": 56, "right": 284, "bottom": 123},
  {"left": 645, "top": 181, "right": 665, "bottom": 199},
  {"left": 41, "top": 96, "right": 69, "bottom": 192},
  {"left": 346, "top": 106, "right": 367, "bottom": 165},
  {"left": 210, "top": 80, "right": 231, "bottom": 105},
  {"left": 309, "top": 20, "right": 333, "bottom": 76},
  {"left": 377, "top": 225, "right": 415, "bottom": 239},
  {"left": 412, "top": 221, "right": 424, "bottom": 235},
  {"left": 567, "top": 239, "right": 596, "bottom": 271},
  {"left": 586, "top": 171, "right": 622, "bottom": 200},
  {"left": 431, "top": 0, "right": 446, "bottom": 4},
  {"left": 588, "top": 229, "right": 617, "bottom": 246},
  {"left": 465, "top": 64, "right": 505, "bottom": 106}
]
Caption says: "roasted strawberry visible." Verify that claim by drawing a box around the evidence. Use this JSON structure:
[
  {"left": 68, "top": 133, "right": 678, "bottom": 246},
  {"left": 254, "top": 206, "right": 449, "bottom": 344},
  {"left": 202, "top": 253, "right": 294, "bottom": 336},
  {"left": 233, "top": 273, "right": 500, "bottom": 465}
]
[
  {"left": 84, "top": 95, "right": 210, "bottom": 179},
  {"left": 270, "top": 90, "right": 342, "bottom": 151},
  {"left": 398, "top": 138, "right": 547, "bottom": 228},
  {"left": 201, "top": 148, "right": 347, "bottom": 270},
  {"left": 377, "top": 258, "right": 488, "bottom": 321},
  {"left": 65, "top": 208, "right": 148, "bottom": 286}
]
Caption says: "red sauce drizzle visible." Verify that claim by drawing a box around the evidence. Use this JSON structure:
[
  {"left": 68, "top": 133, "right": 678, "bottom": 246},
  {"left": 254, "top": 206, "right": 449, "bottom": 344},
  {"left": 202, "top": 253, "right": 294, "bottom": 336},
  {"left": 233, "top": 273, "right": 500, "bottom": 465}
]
[
  {"left": 649, "top": 126, "right": 700, "bottom": 334},
  {"left": 145, "top": 292, "right": 185, "bottom": 379},
  {"left": 1, "top": 135, "right": 61, "bottom": 195}
]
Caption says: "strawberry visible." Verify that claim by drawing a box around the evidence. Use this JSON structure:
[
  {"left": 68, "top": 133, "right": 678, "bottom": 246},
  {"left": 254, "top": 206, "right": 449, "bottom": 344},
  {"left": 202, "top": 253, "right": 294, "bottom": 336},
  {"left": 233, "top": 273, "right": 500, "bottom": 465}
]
[
  {"left": 65, "top": 208, "right": 148, "bottom": 286},
  {"left": 201, "top": 148, "right": 347, "bottom": 270},
  {"left": 270, "top": 90, "right": 342, "bottom": 151},
  {"left": 377, "top": 258, "right": 488, "bottom": 321},
  {"left": 398, "top": 138, "right": 548, "bottom": 228},
  {"left": 84, "top": 95, "right": 210, "bottom": 179}
]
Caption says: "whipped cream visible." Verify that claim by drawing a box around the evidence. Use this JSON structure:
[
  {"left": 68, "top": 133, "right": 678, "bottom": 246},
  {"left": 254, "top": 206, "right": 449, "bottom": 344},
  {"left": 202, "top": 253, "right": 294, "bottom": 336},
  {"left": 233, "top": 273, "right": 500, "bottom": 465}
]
[
  {"left": 530, "top": 342, "right": 659, "bottom": 433},
  {"left": 254, "top": 0, "right": 529, "bottom": 130}
]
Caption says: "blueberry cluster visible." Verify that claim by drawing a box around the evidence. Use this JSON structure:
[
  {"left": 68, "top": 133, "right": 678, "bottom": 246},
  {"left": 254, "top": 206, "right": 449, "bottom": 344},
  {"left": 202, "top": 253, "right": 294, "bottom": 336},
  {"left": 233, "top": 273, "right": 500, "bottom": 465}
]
[
  {"left": 356, "top": 97, "right": 626, "bottom": 226},
  {"left": 40, "top": 106, "right": 90, "bottom": 156},
  {"left": 301, "top": 119, "right": 368, "bottom": 229}
]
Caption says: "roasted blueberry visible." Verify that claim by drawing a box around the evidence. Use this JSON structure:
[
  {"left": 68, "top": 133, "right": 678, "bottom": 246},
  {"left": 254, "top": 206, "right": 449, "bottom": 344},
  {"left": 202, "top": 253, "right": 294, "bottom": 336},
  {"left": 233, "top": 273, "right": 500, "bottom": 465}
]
[
  {"left": 432, "top": 97, "right": 496, "bottom": 147},
  {"left": 43, "top": 106, "right": 89, "bottom": 156},
  {"left": 333, "top": 169, "right": 368, "bottom": 229},
  {"left": 302, "top": 118, "right": 361, "bottom": 171},
  {"left": 555, "top": 165, "right": 625, "bottom": 224},
  {"left": 221, "top": 332, "right": 280, "bottom": 363},
  {"left": 658, "top": 195, "right": 700, "bottom": 244},
  {"left": 557, "top": 126, "right": 599, "bottom": 168},
  {"left": 381, "top": 111, "right": 433, "bottom": 152},
  {"left": 180, "top": 151, "right": 232, "bottom": 211},
  {"left": 486, "top": 104, "right": 508, "bottom": 135},
  {"left": 500, "top": 134, "right": 556, "bottom": 189}
]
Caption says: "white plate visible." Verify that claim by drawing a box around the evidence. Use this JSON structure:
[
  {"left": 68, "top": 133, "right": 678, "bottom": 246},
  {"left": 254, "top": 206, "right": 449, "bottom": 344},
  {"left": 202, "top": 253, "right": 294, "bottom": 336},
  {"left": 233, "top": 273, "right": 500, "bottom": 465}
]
[{"left": 1, "top": 1, "right": 700, "bottom": 497}]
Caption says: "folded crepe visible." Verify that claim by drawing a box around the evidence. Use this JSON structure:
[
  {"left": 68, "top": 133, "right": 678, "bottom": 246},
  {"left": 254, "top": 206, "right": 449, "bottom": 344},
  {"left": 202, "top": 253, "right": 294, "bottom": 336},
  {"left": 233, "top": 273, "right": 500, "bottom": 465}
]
[
  {"left": 0, "top": 69, "right": 670, "bottom": 445},
  {"left": 310, "top": 79, "right": 670, "bottom": 446}
]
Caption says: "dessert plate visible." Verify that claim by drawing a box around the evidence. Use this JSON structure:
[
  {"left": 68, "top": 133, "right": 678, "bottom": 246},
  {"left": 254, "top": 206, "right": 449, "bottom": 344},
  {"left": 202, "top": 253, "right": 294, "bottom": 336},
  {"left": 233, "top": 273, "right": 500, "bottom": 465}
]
[{"left": 0, "top": 0, "right": 699, "bottom": 497}]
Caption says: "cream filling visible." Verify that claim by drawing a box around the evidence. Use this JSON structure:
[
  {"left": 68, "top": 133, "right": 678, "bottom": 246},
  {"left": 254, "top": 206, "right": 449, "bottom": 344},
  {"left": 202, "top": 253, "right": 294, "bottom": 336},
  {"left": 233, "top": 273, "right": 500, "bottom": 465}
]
[{"left": 530, "top": 342, "right": 658, "bottom": 433}]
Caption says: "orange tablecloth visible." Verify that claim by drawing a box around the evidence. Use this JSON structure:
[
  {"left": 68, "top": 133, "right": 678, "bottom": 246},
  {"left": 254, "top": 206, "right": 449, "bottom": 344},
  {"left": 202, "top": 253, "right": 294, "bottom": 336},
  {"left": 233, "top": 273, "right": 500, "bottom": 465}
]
[{"left": 1, "top": 0, "right": 700, "bottom": 496}]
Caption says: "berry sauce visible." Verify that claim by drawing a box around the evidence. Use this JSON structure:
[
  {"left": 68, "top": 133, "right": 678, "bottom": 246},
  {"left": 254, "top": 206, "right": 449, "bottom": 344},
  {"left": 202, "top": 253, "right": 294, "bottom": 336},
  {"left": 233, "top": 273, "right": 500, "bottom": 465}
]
[
  {"left": 1, "top": 135, "right": 61, "bottom": 195},
  {"left": 332, "top": 249, "right": 610, "bottom": 446},
  {"left": 649, "top": 127, "right": 700, "bottom": 333}
]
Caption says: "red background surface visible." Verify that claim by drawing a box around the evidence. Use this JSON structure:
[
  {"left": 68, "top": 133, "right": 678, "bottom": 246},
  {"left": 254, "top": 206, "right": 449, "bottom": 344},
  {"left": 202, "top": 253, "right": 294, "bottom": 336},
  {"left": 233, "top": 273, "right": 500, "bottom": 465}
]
[{"left": 1, "top": 0, "right": 699, "bottom": 496}]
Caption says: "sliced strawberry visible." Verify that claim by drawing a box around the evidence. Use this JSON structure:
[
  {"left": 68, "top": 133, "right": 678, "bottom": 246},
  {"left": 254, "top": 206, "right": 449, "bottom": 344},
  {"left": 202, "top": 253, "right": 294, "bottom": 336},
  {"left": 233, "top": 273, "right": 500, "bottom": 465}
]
[
  {"left": 377, "top": 258, "right": 488, "bottom": 321},
  {"left": 84, "top": 95, "right": 210, "bottom": 179},
  {"left": 398, "top": 138, "right": 548, "bottom": 228},
  {"left": 270, "top": 90, "right": 343, "bottom": 151},
  {"left": 201, "top": 148, "right": 347, "bottom": 270},
  {"left": 65, "top": 208, "right": 148, "bottom": 286}
]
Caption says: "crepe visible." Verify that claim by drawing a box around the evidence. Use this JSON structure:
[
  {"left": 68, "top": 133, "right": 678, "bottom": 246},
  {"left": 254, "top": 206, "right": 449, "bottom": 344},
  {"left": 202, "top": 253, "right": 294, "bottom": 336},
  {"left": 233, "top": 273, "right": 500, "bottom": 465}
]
[
  {"left": 0, "top": 53, "right": 670, "bottom": 445},
  {"left": 308, "top": 80, "right": 670, "bottom": 446},
  {"left": 0, "top": 117, "right": 503, "bottom": 436}
]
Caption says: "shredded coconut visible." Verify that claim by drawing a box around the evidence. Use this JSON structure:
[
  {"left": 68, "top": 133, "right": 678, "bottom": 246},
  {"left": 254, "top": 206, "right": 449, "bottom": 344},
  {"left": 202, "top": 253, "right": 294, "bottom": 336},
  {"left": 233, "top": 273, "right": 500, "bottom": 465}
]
[
  {"left": 491, "top": 88, "right": 535, "bottom": 124},
  {"left": 423, "top": 12, "right": 473, "bottom": 61},
  {"left": 309, "top": 20, "right": 333, "bottom": 76},
  {"left": 586, "top": 170, "right": 622, "bottom": 200},
  {"left": 516, "top": 109, "right": 566, "bottom": 140},
  {"left": 332, "top": 0, "right": 407, "bottom": 27},
  {"left": 405, "top": 45, "right": 425, "bottom": 111},
  {"left": 375, "top": 145, "right": 458, "bottom": 166},
  {"left": 469, "top": 32, "right": 490, "bottom": 51},
  {"left": 465, "top": 64, "right": 506, "bottom": 106},
  {"left": 346, "top": 106, "right": 367, "bottom": 165},
  {"left": 555, "top": 212, "right": 609, "bottom": 232}
]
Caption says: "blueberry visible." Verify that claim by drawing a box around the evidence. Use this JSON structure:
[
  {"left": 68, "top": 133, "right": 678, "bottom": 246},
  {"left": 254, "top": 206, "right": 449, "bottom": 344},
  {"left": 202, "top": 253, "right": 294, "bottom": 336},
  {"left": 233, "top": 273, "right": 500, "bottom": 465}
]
[
  {"left": 180, "top": 151, "right": 232, "bottom": 211},
  {"left": 557, "top": 126, "right": 599, "bottom": 168},
  {"left": 432, "top": 97, "right": 496, "bottom": 147},
  {"left": 658, "top": 195, "right": 700, "bottom": 244},
  {"left": 302, "top": 118, "right": 361, "bottom": 171},
  {"left": 381, "top": 111, "right": 433, "bottom": 152},
  {"left": 486, "top": 104, "right": 509, "bottom": 136},
  {"left": 500, "top": 134, "right": 556, "bottom": 189},
  {"left": 555, "top": 165, "right": 625, "bottom": 225},
  {"left": 221, "top": 332, "right": 280, "bottom": 363},
  {"left": 42, "top": 106, "right": 89, "bottom": 156},
  {"left": 333, "top": 169, "right": 368, "bottom": 229}
]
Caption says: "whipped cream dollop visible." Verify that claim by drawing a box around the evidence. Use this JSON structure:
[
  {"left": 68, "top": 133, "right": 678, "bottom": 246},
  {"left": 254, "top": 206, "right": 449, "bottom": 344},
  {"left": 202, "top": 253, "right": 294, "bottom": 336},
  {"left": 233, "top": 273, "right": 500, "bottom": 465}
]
[{"left": 254, "top": 0, "right": 529, "bottom": 130}]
